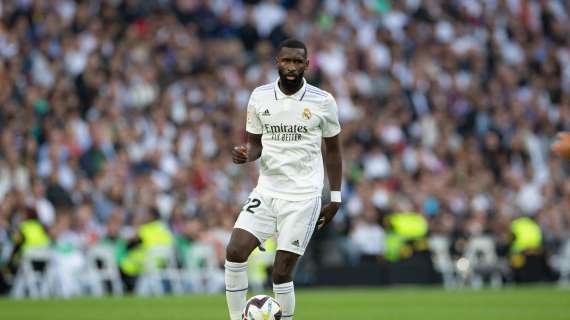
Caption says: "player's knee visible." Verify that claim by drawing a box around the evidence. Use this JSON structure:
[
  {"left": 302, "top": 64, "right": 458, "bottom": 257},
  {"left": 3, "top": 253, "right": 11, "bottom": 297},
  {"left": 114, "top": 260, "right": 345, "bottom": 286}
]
[
  {"left": 225, "top": 245, "right": 248, "bottom": 263},
  {"left": 272, "top": 267, "right": 293, "bottom": 284}
]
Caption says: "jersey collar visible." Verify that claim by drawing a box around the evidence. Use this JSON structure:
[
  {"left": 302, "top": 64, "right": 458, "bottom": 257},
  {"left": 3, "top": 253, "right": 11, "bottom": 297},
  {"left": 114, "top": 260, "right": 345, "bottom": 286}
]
[{"left": 274, "top": 77, "right": 307, "bottom": 101}]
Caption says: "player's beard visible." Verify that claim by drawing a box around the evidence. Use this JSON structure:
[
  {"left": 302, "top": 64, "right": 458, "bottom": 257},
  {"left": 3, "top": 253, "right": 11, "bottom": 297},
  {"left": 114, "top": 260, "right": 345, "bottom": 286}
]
[{"left": 278, "top": 69, "right": 304, "bottom": 93}]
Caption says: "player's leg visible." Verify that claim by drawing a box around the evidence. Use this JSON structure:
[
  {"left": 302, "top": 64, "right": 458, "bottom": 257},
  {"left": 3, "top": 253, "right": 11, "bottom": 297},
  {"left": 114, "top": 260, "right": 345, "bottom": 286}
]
[
  {"left": 273, "top": 196, "right": 322, "bottom": 319},
  {"left": 272, "top": 250, "right": 301, "bottom": 319},
  {"left": 226, "top": 228, "right": 260, "bottom": 263},
  {"left": 225, "top": 229, "right": 259, "bottom": 320},
  {"left": 226, "top": 191, "right": 276, "bottom": 320}
]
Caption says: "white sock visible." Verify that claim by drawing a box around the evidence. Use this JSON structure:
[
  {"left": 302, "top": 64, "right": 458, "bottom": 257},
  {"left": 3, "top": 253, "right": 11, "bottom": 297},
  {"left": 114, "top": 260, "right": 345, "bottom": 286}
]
[
  {"left": 273, "top": 282, "right": 295, "bottom": 319},
  {"left": 225, "top": 260, "right": 249, "bottom": 320}
]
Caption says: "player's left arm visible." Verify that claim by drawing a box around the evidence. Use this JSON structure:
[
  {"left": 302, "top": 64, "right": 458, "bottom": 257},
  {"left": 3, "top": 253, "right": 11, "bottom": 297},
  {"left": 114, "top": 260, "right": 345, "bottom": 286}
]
[
  {"left": 318, "top": 134, "right": 342, "bottom": 230},
  {"left": 317, "top": 93, "right": 342, "bottom": 230}
]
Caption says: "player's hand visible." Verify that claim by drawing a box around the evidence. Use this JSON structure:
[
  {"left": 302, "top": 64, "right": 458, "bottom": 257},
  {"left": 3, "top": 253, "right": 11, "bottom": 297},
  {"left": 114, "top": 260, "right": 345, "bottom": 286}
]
[
  {"left": 552, "top": 132, "right": 570, "bottom": 160},
  {"left": 232, "top": 145, "right": 248, "bottom": 164},
  {"left": 317, "top": 202, "right": 341, "bottom": 230}
]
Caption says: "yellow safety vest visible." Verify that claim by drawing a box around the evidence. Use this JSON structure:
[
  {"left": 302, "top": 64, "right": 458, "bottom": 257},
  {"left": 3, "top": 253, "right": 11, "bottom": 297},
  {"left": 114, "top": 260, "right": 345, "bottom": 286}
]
[
  {"left": 511, "top": 217, "right": 542, "bottom": 253},
  {"left": 120, "top": 221, "right": 174, "bottom": 276},
  {"left": 385, "top": 212, "right": 428, "bottom": 261},
  {"left": 390, "top": 212, "right": 428, "bottom": 239},
  {"left": 19, "top": 220, "right": 50, "bottom": 251},
  {"left": 139, "top": 221, "right": 174, "bottom": 247},
  {"left": 249, "top": 238, "right": 277, "bottom": 285}
]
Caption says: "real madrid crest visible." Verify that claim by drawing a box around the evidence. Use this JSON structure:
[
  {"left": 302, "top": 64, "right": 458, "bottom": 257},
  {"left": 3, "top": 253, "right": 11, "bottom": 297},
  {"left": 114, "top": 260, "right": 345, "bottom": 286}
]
[{"left": 302, "top": 107, "right": 312, "bottom": 120}]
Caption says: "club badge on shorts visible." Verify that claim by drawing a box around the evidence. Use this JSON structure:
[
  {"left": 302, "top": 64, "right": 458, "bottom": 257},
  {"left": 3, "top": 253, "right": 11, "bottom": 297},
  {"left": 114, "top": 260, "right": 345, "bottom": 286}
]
[{"left": 302, "top": 108, "right": 312, "bottom": 120}]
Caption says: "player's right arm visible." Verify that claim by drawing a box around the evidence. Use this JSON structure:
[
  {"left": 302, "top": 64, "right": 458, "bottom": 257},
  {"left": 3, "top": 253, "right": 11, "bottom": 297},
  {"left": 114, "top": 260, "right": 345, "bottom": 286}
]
[
  {"left": 232, "top": 133, "right": 262, "bottom": 164},
  {"left": 232, "top": 91, "right": 263, "bottom": 164}
]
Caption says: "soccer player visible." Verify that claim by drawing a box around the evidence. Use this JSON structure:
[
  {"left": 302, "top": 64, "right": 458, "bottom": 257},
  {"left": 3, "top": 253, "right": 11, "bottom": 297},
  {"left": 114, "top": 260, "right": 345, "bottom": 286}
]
[{"left": 225, "top": 39, "right": 342, "bottom": 320}]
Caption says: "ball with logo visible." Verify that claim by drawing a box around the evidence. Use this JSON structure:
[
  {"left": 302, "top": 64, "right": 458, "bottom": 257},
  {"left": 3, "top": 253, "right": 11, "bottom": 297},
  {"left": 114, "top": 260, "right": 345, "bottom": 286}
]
[{"left": 242, "top": 295, "right": 282, "bottom": 320}]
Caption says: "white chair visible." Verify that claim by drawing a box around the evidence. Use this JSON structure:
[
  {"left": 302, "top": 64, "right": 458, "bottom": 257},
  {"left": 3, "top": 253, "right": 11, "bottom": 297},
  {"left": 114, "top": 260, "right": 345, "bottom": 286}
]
[
  {"left": 85, "top": 244, "right": 124, "bottom": 296},
  {"left": 182, "top": 243, "right": 224, "bottom": 294},
  {"left": 428, "top": 236, "right": 457, "bottom": 288},
  {"left": 11, "top": 248, "right": 55, "bottom": 299},
  {"left": 551, "top": 238, "right": 570, "bottom": 287},
  {"left": 135, "top": 246, "right": 183, "bottom": 296},
  {"left": 0, "top": 232, "right": 13, "bottom": 266},
  {"left": 461, "top": 236, "right": 503, "bottom": 289},
  {"left": 50, "top": 249, "right": 89, "bottom": 298}
]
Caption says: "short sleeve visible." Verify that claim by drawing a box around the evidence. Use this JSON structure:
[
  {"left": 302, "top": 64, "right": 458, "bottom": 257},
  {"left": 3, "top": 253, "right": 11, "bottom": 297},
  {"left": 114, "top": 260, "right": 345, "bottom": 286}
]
[
  {"left": 245, "top": 94, "right": 262, "bottom": 134},
  {"left": 321, "top": 94, "right": 341, "bottom": 138}
]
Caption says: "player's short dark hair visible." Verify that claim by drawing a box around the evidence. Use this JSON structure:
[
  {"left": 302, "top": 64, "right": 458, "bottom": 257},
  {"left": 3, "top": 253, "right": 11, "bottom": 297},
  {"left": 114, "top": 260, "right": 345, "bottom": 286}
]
[{"left": 277, "top": 39, "right": 307, "bottom": 58}]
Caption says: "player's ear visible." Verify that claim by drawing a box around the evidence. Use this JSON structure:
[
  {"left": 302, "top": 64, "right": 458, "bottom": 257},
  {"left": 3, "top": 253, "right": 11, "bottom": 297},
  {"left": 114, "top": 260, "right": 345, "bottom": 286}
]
[{"left": 275, "top": 48, "right": 281, "bottom": 64}]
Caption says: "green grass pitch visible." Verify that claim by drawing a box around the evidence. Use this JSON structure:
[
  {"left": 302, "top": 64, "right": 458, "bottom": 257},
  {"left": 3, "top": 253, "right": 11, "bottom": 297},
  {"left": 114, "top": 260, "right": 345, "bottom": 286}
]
[{"left": 1, "top": 287, "right": 569, "bottom": 320}]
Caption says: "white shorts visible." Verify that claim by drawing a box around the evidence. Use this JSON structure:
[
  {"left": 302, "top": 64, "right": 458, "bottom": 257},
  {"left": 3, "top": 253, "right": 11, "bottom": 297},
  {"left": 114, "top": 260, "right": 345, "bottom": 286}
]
[{"left": 234, "top": 189, "right": 322, "bottom": 256}]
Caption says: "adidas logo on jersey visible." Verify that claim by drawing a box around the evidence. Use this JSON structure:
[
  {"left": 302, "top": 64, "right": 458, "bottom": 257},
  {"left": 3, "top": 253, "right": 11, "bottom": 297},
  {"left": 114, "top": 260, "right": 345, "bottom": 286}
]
[
  {"left": 262, "top": 109, "right": 271, "bottom": 116},
  {"left": 291, "top": 240, "right": 300, "bottom": 247}
]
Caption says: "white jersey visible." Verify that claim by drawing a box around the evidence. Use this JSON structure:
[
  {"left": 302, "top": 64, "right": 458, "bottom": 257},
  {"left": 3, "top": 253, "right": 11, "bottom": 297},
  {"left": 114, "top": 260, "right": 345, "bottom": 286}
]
[{"left": 245, "top": 78, "right": 341, "bottom": 201}]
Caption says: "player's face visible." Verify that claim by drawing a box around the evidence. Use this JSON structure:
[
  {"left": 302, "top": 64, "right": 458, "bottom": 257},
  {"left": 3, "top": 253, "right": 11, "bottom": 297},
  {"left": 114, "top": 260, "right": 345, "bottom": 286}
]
[{"left": 277, "top": 47, "right": 308, "bottom": 87}]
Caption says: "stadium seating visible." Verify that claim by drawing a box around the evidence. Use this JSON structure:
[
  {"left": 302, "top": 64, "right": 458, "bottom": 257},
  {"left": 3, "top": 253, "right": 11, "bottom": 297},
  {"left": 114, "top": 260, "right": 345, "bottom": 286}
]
[
  {"left": 135, "top": 246, "right": 184, "bottom": 296},
  {"left": 551, "top": 238, "right": 570, "bottom": 287},
  {"left": 182, "top": 243, "right": 224, "bottom": 294},
  {"left": 428, "top": 236, "right": 457, "bottom": 289},
  {"left": 85, "top": 244, "right": 124, "bottom": 296},
  {"left": 11, "top": 249, "right": 55, "bottom": 299},
  {"left": 458, "top": 237, "right": 504, "bottom": 289}
]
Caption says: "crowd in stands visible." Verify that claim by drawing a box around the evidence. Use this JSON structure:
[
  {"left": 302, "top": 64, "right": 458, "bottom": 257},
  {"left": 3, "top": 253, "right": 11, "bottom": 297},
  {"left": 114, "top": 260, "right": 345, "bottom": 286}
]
[{"left": 1, "top": 0, "right": 569, "bottom": 293}]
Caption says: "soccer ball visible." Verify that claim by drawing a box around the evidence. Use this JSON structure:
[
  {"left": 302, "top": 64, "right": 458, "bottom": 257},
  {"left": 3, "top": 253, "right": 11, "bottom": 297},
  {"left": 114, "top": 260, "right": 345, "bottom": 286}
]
[{"left": 242, "top": 295, "right": 282, "bottom": 320}]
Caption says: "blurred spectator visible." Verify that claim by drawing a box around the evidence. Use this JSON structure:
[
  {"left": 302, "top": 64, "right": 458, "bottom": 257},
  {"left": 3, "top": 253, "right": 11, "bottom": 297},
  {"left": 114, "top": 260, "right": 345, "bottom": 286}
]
[{"left": 349, "top": 204, "right": 385, "bottom": 263}]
